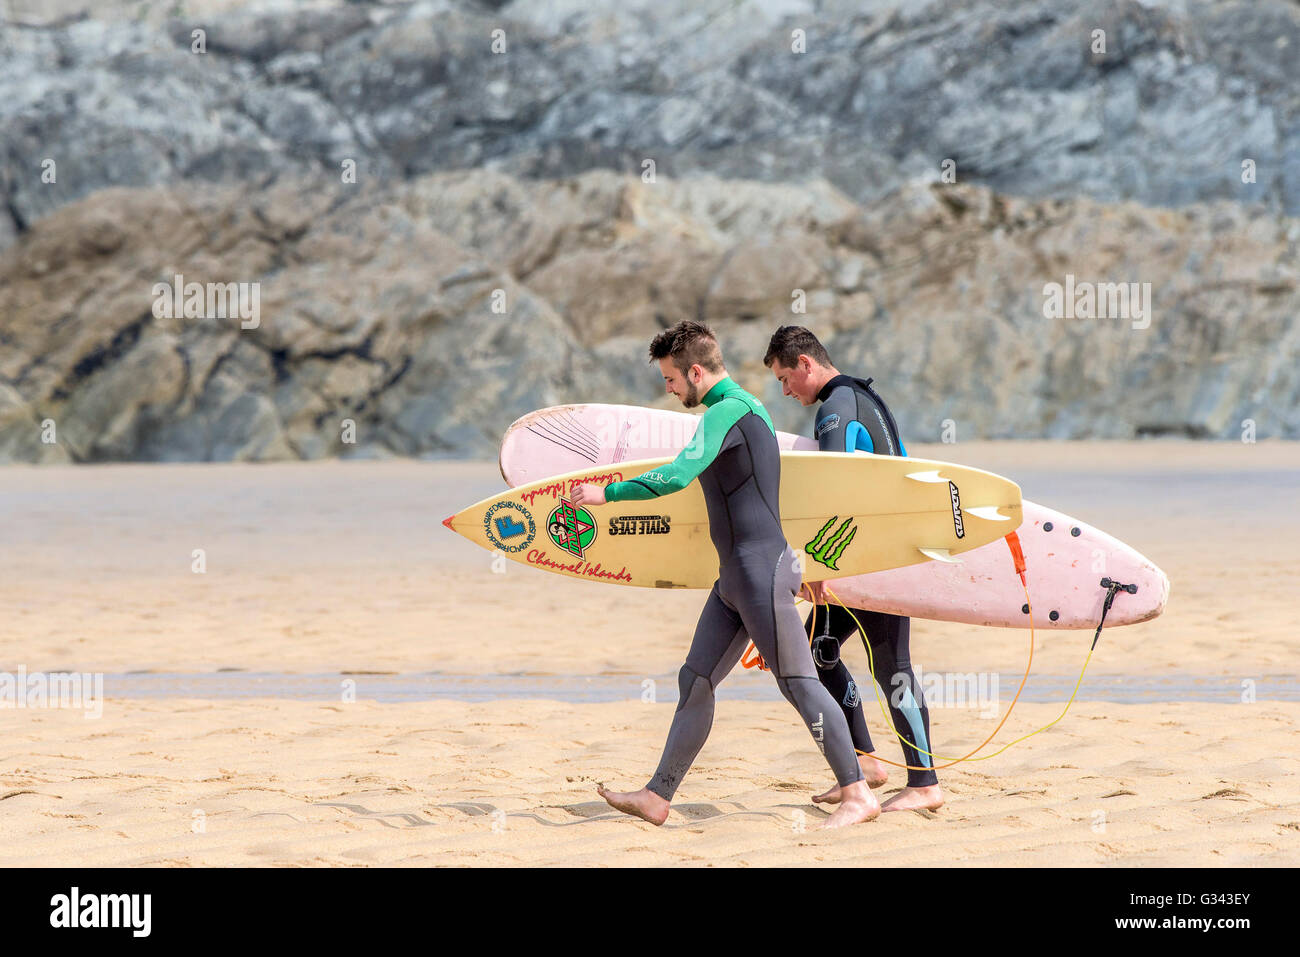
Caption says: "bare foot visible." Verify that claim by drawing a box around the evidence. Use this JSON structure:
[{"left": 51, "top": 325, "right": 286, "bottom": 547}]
[
  {"left": 880, "top": 784, "right": 944, "bottom": 813},
  {"left": 860, "top": 753, "right": 890, "bottom": 788},
  {"left": 820, "top": 781, "right": 880, "bottom": 828},
  {"left": 811, "top": 754, "right": 889, "bottom": 804},
  {"left": 597, "top": 784, "right": 670, "bottom": 825}
]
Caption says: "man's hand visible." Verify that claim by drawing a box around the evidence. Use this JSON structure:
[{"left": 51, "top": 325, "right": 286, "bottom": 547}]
[
  {"left": 571, "top": 483, "right": 607, "bottom": 507},
  {"left": 800, "top": 579, "right": 826, "bottom": 605}
]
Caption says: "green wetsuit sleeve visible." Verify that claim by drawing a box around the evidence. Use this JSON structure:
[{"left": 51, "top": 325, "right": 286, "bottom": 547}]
[{"left": 605, "top": 400, "right": 741, "bottom": 502}]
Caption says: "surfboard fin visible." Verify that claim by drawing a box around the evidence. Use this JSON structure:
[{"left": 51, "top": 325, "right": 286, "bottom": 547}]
[
  {"left": 965, "top": 506, "right": 1012, "bottom": 521},
  {"left": 906, "top": 470, "right": 947, "bottom": 484},
  {"left": 919, "top": 547, "right": 963, "bottom": 564}
]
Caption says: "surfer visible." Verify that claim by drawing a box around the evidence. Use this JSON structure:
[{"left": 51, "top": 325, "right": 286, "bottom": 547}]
[
  {"left": 572, "top": 320, "right": 880, "bottom": 828},
  {"left": 764, "top": 325, "right": 944, "bottom": 813}
]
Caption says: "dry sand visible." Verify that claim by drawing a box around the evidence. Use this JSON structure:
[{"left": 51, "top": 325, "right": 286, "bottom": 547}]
[
  {"left": 2, "top": 699, "right": 1296, "bottom": 867},
  {"left": 1, "top": 441, "right": 1298, "bottom": 865}
]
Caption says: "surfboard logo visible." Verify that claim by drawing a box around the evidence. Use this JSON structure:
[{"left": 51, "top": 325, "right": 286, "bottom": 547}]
[
  {"left": 547, "top": 499, "right": 597, "bottom": 559},
  {"left": 483, "top": 501, "right": 536, "bottom": 553},
  {"left": 948, "top": 481, "right": 965, "bottom": 539},
  {"left": 608, "top": 515, "right": 670, "bottom": 535},
  {"left": 805, "top": 516, "right": 857, "bottom": 571}
]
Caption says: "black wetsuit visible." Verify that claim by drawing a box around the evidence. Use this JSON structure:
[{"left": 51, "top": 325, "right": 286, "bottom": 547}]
[
  {"left": 809, "top": 375, "right": 938, "bottom": 789},
  {"left": 604, "top": 377, "right": 864, "bottom": 800}
]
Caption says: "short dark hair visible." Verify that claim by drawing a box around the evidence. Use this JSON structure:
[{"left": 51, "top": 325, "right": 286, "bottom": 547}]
[
  {"left": 764, "top": 325, "right": 831, "bottom": 369},
  {"left": 649, "top": 320, "right": 724, "bottom": 376}
]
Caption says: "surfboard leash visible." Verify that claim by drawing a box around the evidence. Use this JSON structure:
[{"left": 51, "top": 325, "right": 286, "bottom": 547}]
[
  {"left": 825, "top": 528, "right": 1110, "bottom": 770},
  {"left": 743, "top": 536, "right": 1129, "bottom": 768},
  {"left": 827, "top": 582, "right": 1040, "bottom": 770},
  {"left": 1094, "top": 578, "right": 1138, "bottom": 650}
]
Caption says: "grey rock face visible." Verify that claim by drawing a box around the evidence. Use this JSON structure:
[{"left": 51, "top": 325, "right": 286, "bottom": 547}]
[
  {"left": 3, "top": 0, "right": 1300, "bottom": 246},
  {"left": 0, "top": 175, "right": 629, "bottom": 461},
  {"left": 1, "top": 169, "right": 1296, "bottom": 462},
  {"left": 1, "top": 0, "right": 1298, "bottom": 460}
]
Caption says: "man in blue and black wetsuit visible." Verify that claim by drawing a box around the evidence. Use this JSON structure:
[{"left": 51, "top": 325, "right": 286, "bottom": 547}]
[
  {"left": 572, "top": 320, "right": 879, "bottom": 828},
  {"left": 764, "top": 325, "right": 944, "bottom": 813}
]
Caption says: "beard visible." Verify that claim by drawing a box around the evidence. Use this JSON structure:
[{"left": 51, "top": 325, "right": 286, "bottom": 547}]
[{"left": 678, "top": 381, "right": 701, "bottom": 408}]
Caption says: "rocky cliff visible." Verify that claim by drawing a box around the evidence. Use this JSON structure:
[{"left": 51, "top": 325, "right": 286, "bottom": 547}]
[{"left": 1, "top": 0, "right": 1297, "bottom": 460}]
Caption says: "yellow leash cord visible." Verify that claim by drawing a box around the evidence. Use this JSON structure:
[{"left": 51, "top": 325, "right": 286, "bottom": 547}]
[{"left": 814, "top": 582, "right": 1097, "bottom": 769}]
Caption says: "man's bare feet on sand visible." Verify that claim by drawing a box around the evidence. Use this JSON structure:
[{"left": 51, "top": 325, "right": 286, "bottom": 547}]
[
  {"left": 812, "top": 753, "right": 889, "bottom": 804},
  {"left": 820, "top": 781, "right": 880, "bottom": 828},
  {"left": 597, "top": 784, "right": 670, "bottom": 825},
  {"left": 880, "top": 784, "right": 944, "bottom": 812}
]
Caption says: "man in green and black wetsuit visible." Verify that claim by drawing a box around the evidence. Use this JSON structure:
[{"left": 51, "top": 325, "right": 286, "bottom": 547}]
[
  {"left": 572, "top": 320, "right": 879, "bottom": 828},
  {"left": 765, "top": 325, "right": 944, "bottom": 814}
]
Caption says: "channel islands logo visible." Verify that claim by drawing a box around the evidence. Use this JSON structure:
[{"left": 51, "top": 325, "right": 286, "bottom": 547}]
[
  {"left": 805, "top": 515, "right": 857, "bottom": 571},
  {"left": 548, "top": 498, "right": 597, "bottom": 559}
]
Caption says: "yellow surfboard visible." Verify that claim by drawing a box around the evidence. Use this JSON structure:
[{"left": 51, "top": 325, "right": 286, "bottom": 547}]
[{"left": 443, "top": 452, "right": 1022, "bottom": 589}]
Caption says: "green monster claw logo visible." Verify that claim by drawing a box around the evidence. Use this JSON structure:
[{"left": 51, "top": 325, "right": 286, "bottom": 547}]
[
  {"left": 805, "top": 516, "right": 857, "bottom": 570},
  {"left": 547, "top": 498, "right": 597, "bottom": 559}
]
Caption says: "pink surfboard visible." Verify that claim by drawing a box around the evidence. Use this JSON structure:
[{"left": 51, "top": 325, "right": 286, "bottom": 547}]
[{"left": 499, "top": 404, "right": 1169, "bottom": 630}]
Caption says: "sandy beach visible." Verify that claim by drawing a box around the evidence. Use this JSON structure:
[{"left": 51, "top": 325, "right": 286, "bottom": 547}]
[
  {"left": 2, "top": 441, "right": 1298, "bottom": 866},
  {"left": 3, "top": 699, "right": 1296, "bottom": 867}
]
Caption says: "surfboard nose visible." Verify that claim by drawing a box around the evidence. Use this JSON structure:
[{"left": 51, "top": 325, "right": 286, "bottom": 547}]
[{"left": 442, "top": 515, "right": 454, "bottom": 530}]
